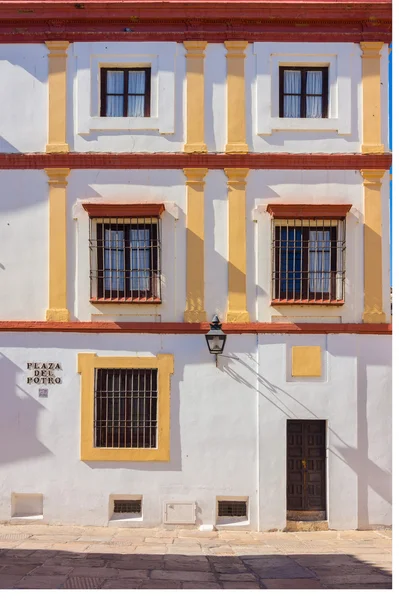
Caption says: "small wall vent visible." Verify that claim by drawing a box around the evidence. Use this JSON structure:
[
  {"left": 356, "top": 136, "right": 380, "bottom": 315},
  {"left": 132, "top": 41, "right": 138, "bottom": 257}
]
[
  {"left": 114, "top": 499, "right": 142, "bottom": 514},
  {"left": 218, "top": 500, "right": 247, "bottom": 518}
]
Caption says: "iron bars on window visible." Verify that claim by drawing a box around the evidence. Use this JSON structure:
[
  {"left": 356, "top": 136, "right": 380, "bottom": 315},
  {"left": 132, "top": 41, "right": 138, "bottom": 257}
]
[
  {"left": 94, "top": 368, "right": 158, "bottom": 449},
  {"left": 271, "top": 218, "right": 346, "bottom": 303},
  {"left": 89, "top": 216, "right": 161, "bottom": 303}
]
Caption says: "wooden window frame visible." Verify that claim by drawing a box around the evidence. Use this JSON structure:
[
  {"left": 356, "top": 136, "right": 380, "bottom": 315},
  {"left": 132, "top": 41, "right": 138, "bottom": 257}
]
[
  {"left": 78, "top": 354, "right": 174, "bottom": 462},
  {"left": 95, "top": 221, "right": 159, "bottom": 301},
  {"left": 100, "top": 67, "right": 151, "bottom": 118},
  {"left": 279, "top": 66, "right": 329, "bottom": 119}
]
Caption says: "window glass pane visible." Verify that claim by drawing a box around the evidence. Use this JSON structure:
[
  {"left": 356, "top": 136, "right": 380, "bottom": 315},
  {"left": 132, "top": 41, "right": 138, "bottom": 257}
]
[
  {"left": 104, "top": 229, "right": 124, "bottom": 291},
  {"left": 284, "top": 70, "right": 301, "bottom": 94},
  {"left": 130, "top": 228, "right": 151, "bottom": 292},
  {"left": 309, "top": 229, "right": 331, "bottom": 293},
  {"left": 106, "top": 95, "right": 124, "bottom": 117},
  {"left": 280, "top": 227, "right": 302, "bottom": 294},
  {"left": 128, "top": 71, "right": 146, "bottom": 94},
  {"left": 284, "top": 95, "right": 301, "bottom": 118},
  {"left": 128, "top": 95, "right": 145, "bottom": 117},
  {"left": 306, "top": 95, "right": 322, "bottom": 118},
  {"left": 106, "top": 71, "right": 124, "bottom": 93}
]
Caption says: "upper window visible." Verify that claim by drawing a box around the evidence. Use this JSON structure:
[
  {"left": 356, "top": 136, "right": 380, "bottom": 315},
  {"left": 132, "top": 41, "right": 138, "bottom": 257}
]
[
  {"left": 271, "top": 217, "right": 346, "bottom": 304},
  {"left": 89, "top": 215, "right": 161, "bottom": 303},
  {"left": 100, "top": 67, "right": 151, "bottom": 117},
  {"left": 279, "top": 67, "right": 328, "bottom": 119}
]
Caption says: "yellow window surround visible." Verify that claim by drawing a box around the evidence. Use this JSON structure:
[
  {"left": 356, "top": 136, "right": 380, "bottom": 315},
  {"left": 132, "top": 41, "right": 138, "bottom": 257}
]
[{"left": 78, "top": 353, "right": 174, "bottom": 462}]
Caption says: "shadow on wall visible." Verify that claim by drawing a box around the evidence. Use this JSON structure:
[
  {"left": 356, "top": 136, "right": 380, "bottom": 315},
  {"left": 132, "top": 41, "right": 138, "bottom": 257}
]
[
  {"left": 219, "top": 341, "right": 391, "bottom": 530},
  {"left": 0, "top": 353, "right": 52, "bottom": 465}
]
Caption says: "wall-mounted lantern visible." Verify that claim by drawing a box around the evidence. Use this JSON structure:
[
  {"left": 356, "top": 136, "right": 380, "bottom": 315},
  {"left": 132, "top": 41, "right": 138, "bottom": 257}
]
[{"left": 205, "top": 315, "right": 227, "bottom": 360}]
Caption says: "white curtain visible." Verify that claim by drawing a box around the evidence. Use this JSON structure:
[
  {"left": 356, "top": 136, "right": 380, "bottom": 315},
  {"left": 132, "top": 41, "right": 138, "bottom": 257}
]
[
  {"left": 283, "top": 70, "right": 301, "bottom": 118},
  {"left": 106, "top": 71, "right": 124, "bottom": 117},
  {"left": 130, "top": 229, "right": 150, "bottom": 291},
  {"left": 128, "top": 71, "right": 146, "bottom": 117},
  {"left": 104, "top": 229, "right": 124, "bottom": 291},
  {"left": 309, "top": 230, "right": 331, "bottom": 293},
  {"left": 306, "top": 71, "right": 323, "bottom": 118}
]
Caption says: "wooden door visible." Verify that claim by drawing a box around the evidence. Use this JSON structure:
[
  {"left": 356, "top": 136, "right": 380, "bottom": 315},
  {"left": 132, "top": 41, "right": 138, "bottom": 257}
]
[{"left": 287, "top": 420, "right": 326, "bottom": 512}]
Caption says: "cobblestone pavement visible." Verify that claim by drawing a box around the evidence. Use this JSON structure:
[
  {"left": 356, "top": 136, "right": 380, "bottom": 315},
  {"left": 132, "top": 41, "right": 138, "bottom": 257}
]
[{"left": 0, "top": 524, "right": 391, "bottom": 589}]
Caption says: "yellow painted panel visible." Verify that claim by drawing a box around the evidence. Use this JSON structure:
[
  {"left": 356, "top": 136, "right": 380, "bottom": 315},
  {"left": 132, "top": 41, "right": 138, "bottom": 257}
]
[
  {"left": 184, "top": 41, "right": 207, "bottom": 153},
  {"left": 78, "top": 354, "right": 174, "bottom": 462},
  {"left": 360, "top": 42, "right": 384, "bottom": 154},
  {"left": 292, "top": 346, "right": 322, "bottom": 378},
  {"left": 45, "top": 41, "right": 69, "bottom": 153},
  {"left": 224, "top": 41, "right": 248, "bottom": 153}
]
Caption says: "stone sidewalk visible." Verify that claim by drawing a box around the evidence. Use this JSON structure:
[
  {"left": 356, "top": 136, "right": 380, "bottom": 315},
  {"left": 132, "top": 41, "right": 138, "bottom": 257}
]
[{"left": 0, "top": 524, "right": 392, "bottom": 589}]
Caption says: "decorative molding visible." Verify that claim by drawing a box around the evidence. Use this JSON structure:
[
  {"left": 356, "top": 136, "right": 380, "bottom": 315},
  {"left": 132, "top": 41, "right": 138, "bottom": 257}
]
[
  {"left": 45, "top": 40, "right": 69, "bottom": 153},
  {"left": 183, "top": 168, "right": 208, "bottom": 323},
  {"left": 225, "top": 168, "right": 249, "bottom": 323},
  {"left": 184, "top": 41, "right": 208, "bottom": 153},
  {"left": 266, "top": 204, "right": 352, "bottom": 218},
  {"left": 0, "top": 321, "right": 392, "bottom": 335},
  {"left": 45, "top": 168, "right": 70, "bottom": 322},
  {"left": 82, "top": 203, "right": 165, "bottom": 217},
  {"left": 0, "top": 153, "right": 392, "bottom": 170},
  {"left": 225, "top": 41, "right": 248, "bottom": 153}
]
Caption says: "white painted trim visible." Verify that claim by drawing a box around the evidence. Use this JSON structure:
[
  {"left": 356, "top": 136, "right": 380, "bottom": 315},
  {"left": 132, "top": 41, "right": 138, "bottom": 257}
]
[
  {"left": 254, "top": 42, "right": 352, "bottom": 135},
  {"left": 74, "top": 42, "right": 176, "bottom": 135}
]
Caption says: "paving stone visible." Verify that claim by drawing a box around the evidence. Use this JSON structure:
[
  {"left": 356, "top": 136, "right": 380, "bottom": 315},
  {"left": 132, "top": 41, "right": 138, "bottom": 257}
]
[
  {"left": 207, "top": 546, "right": 236, "bottom": 555},
  {"left": 318, "top": 574, "right": 392, "bottom": 585},
  {"left": 105, "top": 559, "right": 164, "bottom": 570},
  {"left": 29, "top": 536, "right": 79, "bottom": 544},
  {"left": 178, "top": 531, "right": 218, "bottom": 539},
  {"left": 150, "top": 569, "right": 217, "bottom": 582},
  {"left": 0, "top": 575, "right": 25, "bottom": 589},
  {"left": 134, "top": 545, "right": 167, "bottom": 554},
  {"left": 141, "top": 580, "right": 182, "bottom": 589},
  {"left": 219, "top": 573, "right": 258, "bottom": 582},
  {"left": 306, "top": 565, "right": 379, "bottom": 578},
  {"left": 63, "top": 577, "right": 105, "bottom": 589},
  {"left": 30, "top": 565, "right": 74, "bottom": 577},
  {"left": 102, "top": 578, "right": 143, "bottom": 589},
  {"left": 163, "top": 558, "right": 211, "bottom": 571},
  {"left": 172, "top": 537, "right": 202, "bottom": 545},
  {"left": 263, "top": 578, "right": 324, "bottom": 589},
  {"left": 166, "top": 546, "right": 203, "bottom": 555},
  {"left": 0, "top": 533, "right": 31, "bottom": 542},
  {"left": 182, "top": 582, "right": 222, "bottom": 589},
  {"left": 117, "top": 569, "right": 148, "bottom": 579},
  {"left": 211, "top": 562, "right": 249, "bottom": 574},
  {"left": 144, "top": 537, "right": 175, "bottom": 544},
  {"left": 14, "top": 575, "right": 67, "bottom": 589},
  {"left": 70, "top": 566, "right": 119, "bottom": 578},
  {"left": 77, "top": 536, "right": 115, "bottom": 543},
  {"left": 250, "top": 565, "right": 317, "bottom": 580},
  {"left": 242, "top": 556, "right": 297, "bottom": 568},
  {"left": 326, "top": 583, "right": 392, "bottom": 589},
  {"left": 222, "top": 582, "right": 261, "bottom": 589},
  {"left": 0, "top": 564, "right": 40, "bottom": 576}
]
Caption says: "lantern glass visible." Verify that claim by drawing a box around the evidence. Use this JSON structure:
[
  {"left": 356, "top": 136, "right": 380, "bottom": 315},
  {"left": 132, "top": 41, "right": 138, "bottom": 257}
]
[{"left": 205, "top": 331, "right": 227, "bottom": 355}]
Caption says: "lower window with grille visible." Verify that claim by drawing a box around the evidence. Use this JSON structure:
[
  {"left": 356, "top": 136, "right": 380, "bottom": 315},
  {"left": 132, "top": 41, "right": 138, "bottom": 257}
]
[
  {"left": 89, "top": 216, "right": 161, "bottom": 302},
  {"left": 94, "top": 368, "right": 158, "bottom": 449},
  {"left": 272, "top": 218, "right": 346, "bottom": 303}
]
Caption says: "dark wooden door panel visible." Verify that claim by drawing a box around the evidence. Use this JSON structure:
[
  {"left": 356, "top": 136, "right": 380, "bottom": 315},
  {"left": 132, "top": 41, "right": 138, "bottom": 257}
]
[{"left": 287, "top": 420, "right": 326, "bottom": 512}]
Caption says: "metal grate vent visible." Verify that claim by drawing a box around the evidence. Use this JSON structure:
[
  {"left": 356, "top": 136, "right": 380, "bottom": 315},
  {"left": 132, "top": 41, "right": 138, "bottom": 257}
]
[
  {"left": 114, "top": 499, "right": 142, "bottom": 514},
  {"left": 218, "top": 501, "right": 247, "bottom": 518}
]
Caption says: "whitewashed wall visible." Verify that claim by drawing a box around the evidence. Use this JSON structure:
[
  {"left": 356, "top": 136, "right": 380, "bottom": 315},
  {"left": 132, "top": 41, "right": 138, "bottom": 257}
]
[
  {"left": 0, "top": 169, "right": 390, "bottom": 323},
  {"left": 0, "top": 44, "right": 48, "bottom": 153},
  {"left": 0, "top": 171, "right": 48, "bottom": 320},
  {"left": 0, "top": 333, "right": 391, "bottom": 529}
]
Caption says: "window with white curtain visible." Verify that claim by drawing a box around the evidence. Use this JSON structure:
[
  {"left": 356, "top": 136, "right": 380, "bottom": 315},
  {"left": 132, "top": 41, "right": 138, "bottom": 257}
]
[
  {"left": 100, "top": 67, "right": 151, "bottom": 117},
  {"left": 279, "top": 67, "right": 328, "bottom": 118}
]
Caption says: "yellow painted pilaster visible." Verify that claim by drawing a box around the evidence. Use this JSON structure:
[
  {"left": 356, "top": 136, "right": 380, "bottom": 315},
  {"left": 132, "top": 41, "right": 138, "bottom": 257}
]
[
  {"left": 45, "top": 41, "right": 69, "bottom": 153},
  {"left": 224, "top": 41, "right": 248, "bottom": 153},
  {"left": 45, "top": 168, "right": 70, "bottom": 322},
  {"left": 183, "top": 169, "right": 208, "bottom": 322},
  {"left": 360, "top": 42, "right": 384, "bottom": 154},
  {"left": 225, "top": 168, "right": 249, "bottom": 322},
  {"left": 361, "top": 169, "right": 386, "bottom": 323},
  {"left": 184, "top": 41, "right": 207, "bottom": 153}
]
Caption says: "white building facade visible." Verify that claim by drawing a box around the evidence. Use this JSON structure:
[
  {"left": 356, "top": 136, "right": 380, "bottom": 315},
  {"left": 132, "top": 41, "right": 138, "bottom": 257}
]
[{"left": 0, "top": 0, "right": 392, "bottom": 531}]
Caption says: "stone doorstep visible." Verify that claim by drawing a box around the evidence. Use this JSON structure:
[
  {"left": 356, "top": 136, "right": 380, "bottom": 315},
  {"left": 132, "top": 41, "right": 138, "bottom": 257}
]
[{"left": 285, "top": 521, "right": 328, "bottom": 532}]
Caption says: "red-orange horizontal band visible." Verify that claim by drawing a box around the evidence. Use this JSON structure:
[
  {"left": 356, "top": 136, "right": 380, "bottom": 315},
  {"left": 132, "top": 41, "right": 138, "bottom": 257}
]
[
  {"left": 0, "top": 153, "right": 392, "bottom": 171},
  {"left": 0, "top": 321, "right": 392, "bottom": 335},
  {"left": 267, "top": 204, "right": 352, "bottom": 218},
  {"left": 82, "top": 203, "right": 165, "bottom": 217}
]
